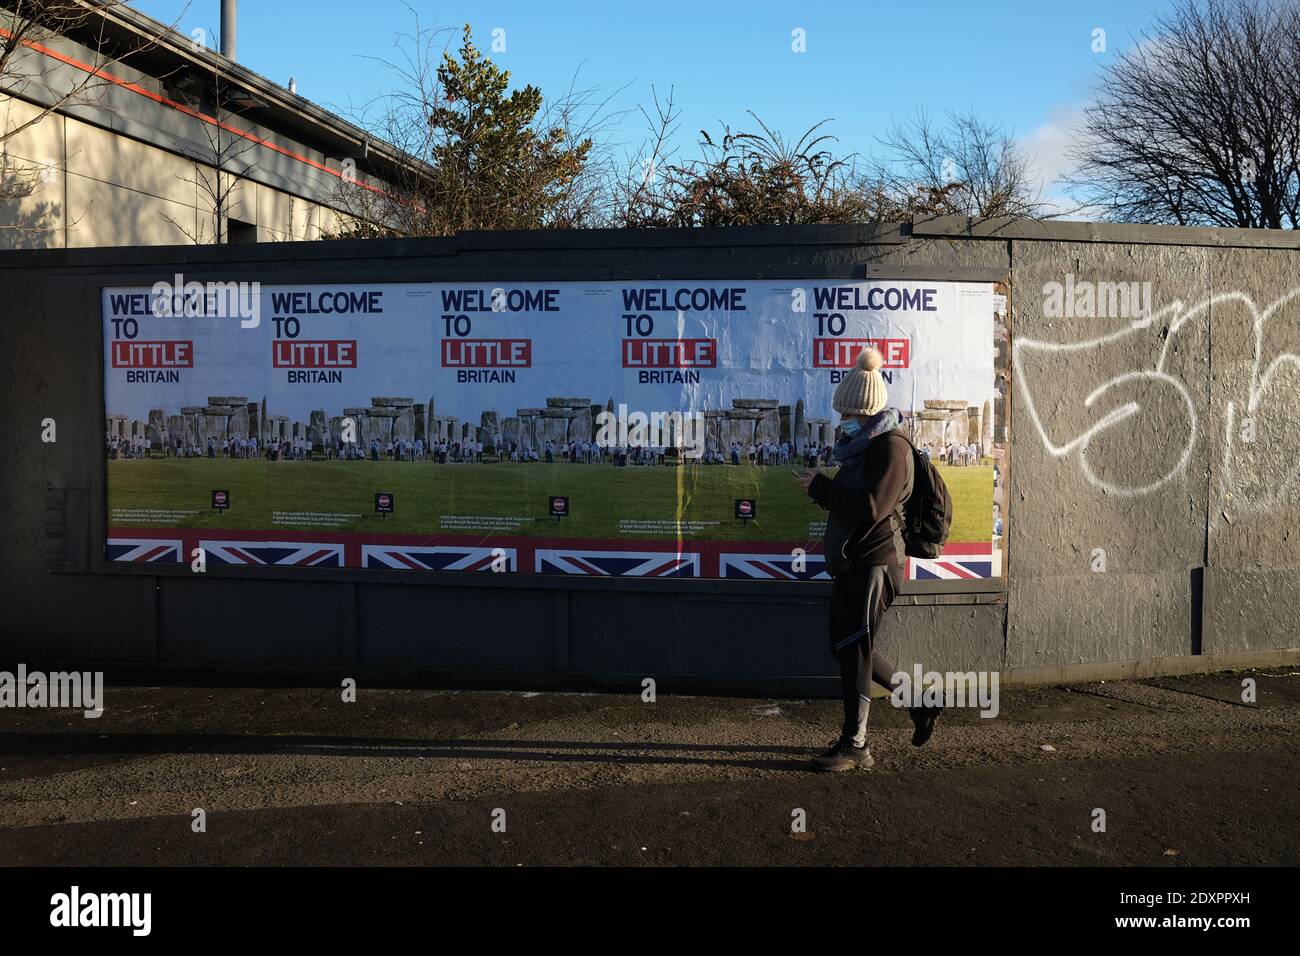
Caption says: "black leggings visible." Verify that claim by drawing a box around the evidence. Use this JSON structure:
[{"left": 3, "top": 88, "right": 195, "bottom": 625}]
[{"left": 829, "top": 564, "right": 905, "bottom": 731}]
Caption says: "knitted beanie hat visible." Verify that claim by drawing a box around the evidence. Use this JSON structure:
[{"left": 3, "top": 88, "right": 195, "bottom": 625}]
[{"left": 832, "top": 347, "right": 888, "bottom": 416}]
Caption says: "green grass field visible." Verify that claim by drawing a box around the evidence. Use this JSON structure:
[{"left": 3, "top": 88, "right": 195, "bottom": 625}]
[{"left": 108, "top": 458, "right": 993, "bottom": 543}]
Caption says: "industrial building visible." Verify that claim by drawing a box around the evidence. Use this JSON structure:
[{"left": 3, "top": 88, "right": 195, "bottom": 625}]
[{"left": 0, "top": 0, "right": 417, "bottom": 248}]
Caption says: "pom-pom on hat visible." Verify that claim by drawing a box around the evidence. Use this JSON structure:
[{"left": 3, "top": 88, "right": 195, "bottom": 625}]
[{"left": 832, "top": 347, "right": 889, "bottom": 416}]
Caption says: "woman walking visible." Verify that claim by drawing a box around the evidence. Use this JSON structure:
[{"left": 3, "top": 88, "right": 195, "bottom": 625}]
[{"left": 796, "top": 347, "right": 941, "bottom": 772}]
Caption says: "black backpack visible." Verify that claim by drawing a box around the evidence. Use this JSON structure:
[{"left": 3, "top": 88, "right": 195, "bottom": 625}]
[{"left": 890, "top": 434, "right": 953, "bottom": 559}]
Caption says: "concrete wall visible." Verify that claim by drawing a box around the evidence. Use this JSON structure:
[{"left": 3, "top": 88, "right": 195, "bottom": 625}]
[
  {"left": 991, "top": 225, "right": 1300, "bottom": 668},
  {"left": 1, "top": 219, "right": 1297, "bottom": 693}
]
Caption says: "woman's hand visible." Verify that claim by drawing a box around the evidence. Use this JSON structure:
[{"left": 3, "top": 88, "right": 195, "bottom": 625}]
[{"left": 794, "top": 469, "right": 816, "bottom": 491}]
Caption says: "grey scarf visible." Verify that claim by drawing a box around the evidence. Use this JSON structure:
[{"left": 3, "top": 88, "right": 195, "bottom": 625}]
[{"left": 832, "top": 407, "right": 902, "bottom": 466}]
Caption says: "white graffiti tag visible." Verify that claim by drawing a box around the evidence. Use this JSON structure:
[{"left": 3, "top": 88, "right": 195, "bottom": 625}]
[{"left": 1014, "top": 289, "right": 1300, "bottom": 517}]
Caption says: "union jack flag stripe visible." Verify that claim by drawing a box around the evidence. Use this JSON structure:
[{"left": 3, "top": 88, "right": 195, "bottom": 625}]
[
  {"left": 719, "top": 552, "right": 830, "bottom": 580},
  {"left": 106, "top": 538, "right": 183, "bottom": 563},
  {"left": 535, "top": 549, "right": 700, "bottom": 577},
  {"left": 719, "top": 544, "right": 999, "bottom": 580},
  {"left": 909, "top": 544, "right": 999, "bottom": 580},
  {"left": 362, "top": 545, "right": 514, "bottom": 572},
  {"left": 200, "top": 540, "right": 344, "bottom": 567}
]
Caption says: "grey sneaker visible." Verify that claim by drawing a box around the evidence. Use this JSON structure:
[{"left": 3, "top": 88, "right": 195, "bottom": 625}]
[{"left": 809, "top": 738, "right": 874, "bottom": 772}]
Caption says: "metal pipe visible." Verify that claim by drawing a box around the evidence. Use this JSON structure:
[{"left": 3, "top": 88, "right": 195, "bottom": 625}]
[{"left": 220, "top": 0, "right": 236, "bottom": 60}]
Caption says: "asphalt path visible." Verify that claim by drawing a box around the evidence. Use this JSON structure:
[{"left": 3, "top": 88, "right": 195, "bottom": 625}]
[{"left": 1, "top": 669, "right": 1296, "bottom": 865}]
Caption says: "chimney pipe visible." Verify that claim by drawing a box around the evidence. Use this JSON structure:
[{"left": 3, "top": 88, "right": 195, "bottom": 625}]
[{"left": 220, "top": 0, "right": 236, "bottom": 60}]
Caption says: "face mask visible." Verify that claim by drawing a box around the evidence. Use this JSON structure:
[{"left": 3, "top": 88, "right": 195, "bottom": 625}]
[{"left": 841, "top": 419, "right": 861, "bottom": 437}]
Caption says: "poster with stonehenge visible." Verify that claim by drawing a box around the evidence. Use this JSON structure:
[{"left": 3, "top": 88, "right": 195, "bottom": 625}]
[{"left": 102, "top": 278, "right": 1005, "bottom": 579}]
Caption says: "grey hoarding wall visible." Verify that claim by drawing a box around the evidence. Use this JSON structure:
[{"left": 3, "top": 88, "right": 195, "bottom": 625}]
[
  {"left": 0, "top": 219, "right": 1297, "bottom": 693},
  {"left": 989, "top": 223, "right": 1300, "bottom": 671}
]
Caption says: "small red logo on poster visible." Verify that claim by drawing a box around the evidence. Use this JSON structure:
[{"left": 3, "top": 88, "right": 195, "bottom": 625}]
[
  {"left": 441, "top": 339, "right": 532, "bottom": 367},
  {"left": 112, "top": 340, "right": 194, "bottom": 368},
  {"left": 272, "top": 340, "right": 357, "bottom": 368},
  {"left": 622, "top": 338, "right": 718, "bottom": 368},
  {"left": 812, "top": 337, "right": 910, "bottom": 369}
]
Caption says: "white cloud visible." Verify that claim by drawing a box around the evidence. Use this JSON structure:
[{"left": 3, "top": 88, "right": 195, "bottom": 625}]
[
  {"left": 1022, "top": 105, "right": 1083, "bottom": 185},
  {"left": 1019, "top": 105, "right": 1101, "bottom": 220}
]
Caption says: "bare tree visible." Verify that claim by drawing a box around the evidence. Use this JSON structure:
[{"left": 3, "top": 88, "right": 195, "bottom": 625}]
[
  {"left": 532, "top": 66, "right": 633, "bottom": 229},
  {"left": 325, "top": 11, "right": 451, "bottom": 237},
  {"left": 160, "top": 73, "right": 261, "bottom": 244},
  {"left": 1068, "top": 0, "right": 1300, "bottom": 228},
  {"left": 873, "top": 108, "right": 1053, "bottom": 220},
  {"left": 604, "top": 85, "right": 682, "bottom": 227}
]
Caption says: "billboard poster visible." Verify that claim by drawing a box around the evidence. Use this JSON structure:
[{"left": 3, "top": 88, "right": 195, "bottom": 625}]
[{"left": 103, "top": 278, "right": 1005, "bottom": 580}]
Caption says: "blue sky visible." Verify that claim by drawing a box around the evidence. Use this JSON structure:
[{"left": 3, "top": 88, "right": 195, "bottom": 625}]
[{"left": 128, "top": 0, "right": 1178, "bottom": 207}]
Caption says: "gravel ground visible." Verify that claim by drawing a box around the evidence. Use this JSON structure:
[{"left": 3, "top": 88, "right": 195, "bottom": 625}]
[{"left": 0, "top": 668, "right": 1296, "bottom": 865}]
